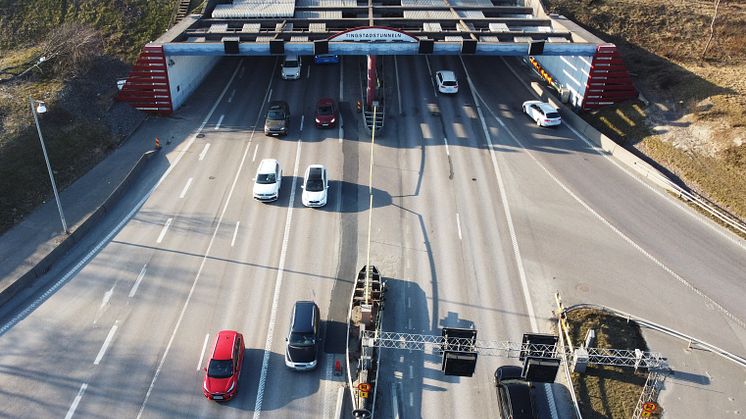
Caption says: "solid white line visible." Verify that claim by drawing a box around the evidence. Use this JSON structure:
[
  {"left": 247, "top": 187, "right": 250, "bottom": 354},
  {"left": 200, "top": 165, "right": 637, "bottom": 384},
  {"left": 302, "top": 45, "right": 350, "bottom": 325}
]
[
  {"left": 156, "top": 218, "right": 173, "bottom": 244},
  {"left": 227, "top": 89, "right": 236, "bottom": 103},
  {"left": 231, "top": 221, "right": 240, "bottom": 247},
  {"left": 459, "top": 56, "right": 539, "bottom": 333},
  {"left": 394, "top": 56, "right": 402, "bottom": 115},
  {"left": 0, "top": 61, "right": 244, "bottom": 338},
  {"left": 253, "top": 138, "right": 303, "bottom": 419},
  {"left": 94, "top": 323, "right": 118, "bottom": 365},
  {"left": 338, "top": 114, "right": 344, "bottom": 143},
  {"left": 300, "top": 115, "right": 305, "bottom": 132},
  {"left": 64, "top": 383, "right": 88, "bottom": 419},
  {"left": 391, "top": 383, "right": 400, "bottom": 419},
  {"left": 443, "top": 137, "right": 450, "bottom": 156},
  {"left": 215, "top": 114, "right": 224, "bottom": 130},
  {"left": 197, "top": 333, "right": 210, "bottom": 371},
  {"left": 136, "top": 60, "right": 278, "bottom": 419},
  {"left": 179, "top": 177, "right": 193, "bottom": 199},
  {"left": 129, "top": 264, "right": 147, "bottom": 298},
  {"left": 252, "top": 144, "right": 259, "bottom": 162},
  {"left": 198, "top": 143, "right": 211, "bottom": 161},
  {"left": 334, "top": 387, "right": 345, "bottom": 419},
  {"left": 456, "top": 213, "right": 462, "bottom": 240},
  {"left": 321, "top": 354, "right": 334, "bottom": 419},
  {"left": 267, "top": 89, "right": 272, "bottom": 102}
]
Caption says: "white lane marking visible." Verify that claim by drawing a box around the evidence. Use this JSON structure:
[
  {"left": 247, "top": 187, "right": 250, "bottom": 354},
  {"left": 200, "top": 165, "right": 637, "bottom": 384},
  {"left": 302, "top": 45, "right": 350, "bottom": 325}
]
[
  {"left": 409, "top": 365, "right": 413, "bottom": 377},
  {"left": 197, "top": 333, "right": 210, "bottom": 371},
  {"left": 394, "top": 56, "right": 403, "bottom": 115},
  {"left": 307, "top": 64, "right": 311, "bottom": 79},
  {"left": 100, "top": 285, "right": 114, "bottom": 310},
  {"left": 459, "top": 56, "right": 539, "bottom": 333},
  {"left": 252, "top": 144, "right": 259, "bottom": 162},
  {"left": 136, "top": 60, "right": 276, "bottom": 419},
  {"left": 321, "top": 354, "right": 334, "bottom": 419},
  {"left": 267, "top": 89, "right": 272, "bottom": 102},
  {"left": 129, "top": 264, "right": 147, "bottom": 298},
  {"left": 424, "top": 56, "right": 437, "bottom": 95},
  {"left": 156, "top": 218, "right": 173, "bottom": 244},
  {"left": 94, "top": 322, "right": 118, "bottom": 365},
  {"left": 338, "top": 114, "right": 344, "bottom": 144},
  {"left": 409, "top": 392, "right": 413, "bottom": 407},
  {"left": 239, "top": 66, "right": 245, "bottom": 78},
  {"left": 0, "top": 61, "right": 245, "bottom": 338},
  {"left": 198, "top": 143, "right": 211, "bottom": 161},
  {"left": 227, "top": 89, "right": 236, "bottom": 103},
  {"left": 443, "top": 137, "right": 450, "bottom": 156},
  {"left": 407, "top": 297, "right": 411, "bottom": 308},
  {"left": 456, "top": 213, "right": 462, "bottom": 241},
  {"left": 253, "top": 138, "right": 303, "bottom": 419},
  {"left": 215, "top": 115, "right": 224, "bottom": 130},
  {"left": 334, "top": 387, "right": 345, "bottom": 419},
  {"left": 179, "top": 177, "right": 193, "bottom": 199},
  {"left": 231, "top": 221, "right": 240, "bottom": 247},
  {"left": 300, "top": 114, "right": 305, "bottom": 132},
  {"left": 64, "top": 383, "right": 88, "bottom": 419}
]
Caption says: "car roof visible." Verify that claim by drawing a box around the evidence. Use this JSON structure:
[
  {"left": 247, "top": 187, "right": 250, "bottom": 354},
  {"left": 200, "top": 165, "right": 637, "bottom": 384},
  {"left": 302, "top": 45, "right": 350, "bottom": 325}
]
[
  {"left": 536, "top": 102, "right": 558, "bottom": 113},
  {"left": 268, "top": 101, "right": 288, "bottom": 110},
  {"left": 291, "top": 301, "right": 317, "bottom": 334},
  {"left": 258, "top": 158, "right": 278, "bottom": 172},
  {"left": 437, "top": 70, "right": 456, "bottom": 81},
  {"left": 212, "top": 330, "right": 238, "bottom": 360}
]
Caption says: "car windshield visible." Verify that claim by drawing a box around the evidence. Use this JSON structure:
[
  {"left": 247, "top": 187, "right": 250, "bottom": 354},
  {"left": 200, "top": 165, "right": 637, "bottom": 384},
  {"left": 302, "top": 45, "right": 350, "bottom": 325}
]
[
  {"left": 289, "top": 332, "right": 316, "bottom": 346},
  {"left": 317, "top": 105, "right": 333, "bottom": 115},
  {"left": 256, "top": 173, "right": 276, "bottom": 184},
  {"left": 285, "top": 60, "right": 299, "bottom": 68},
  {"left": 268, "top": 110, "right": 285, "bottom": 120},
  {"left": 207, "top": 359, "right": 233, "bottom": 378},
  {"left": 546, "top": 112, "right": 560, "bottom": 119},
  {"left": 306, "top": 179, "right": 324, "bottom": 192}
]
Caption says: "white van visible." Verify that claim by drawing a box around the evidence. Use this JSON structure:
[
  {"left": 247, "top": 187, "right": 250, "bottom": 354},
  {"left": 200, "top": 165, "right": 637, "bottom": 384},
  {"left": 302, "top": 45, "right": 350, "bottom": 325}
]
[{"left": 281, "top": 55, "right": 302, "bottom": 80}]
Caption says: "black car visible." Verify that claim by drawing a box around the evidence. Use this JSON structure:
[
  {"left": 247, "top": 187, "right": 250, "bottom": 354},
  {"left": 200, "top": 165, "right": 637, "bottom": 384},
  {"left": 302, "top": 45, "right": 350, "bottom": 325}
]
[
  {"left": 284, "top": 301, "right": 321, "bottom": 370},
  {"left": 264, "top": 101, "right": 290, "bottom": 136},
  {"left": 495, "top": 366, "right": 537, "bottom": 419}
]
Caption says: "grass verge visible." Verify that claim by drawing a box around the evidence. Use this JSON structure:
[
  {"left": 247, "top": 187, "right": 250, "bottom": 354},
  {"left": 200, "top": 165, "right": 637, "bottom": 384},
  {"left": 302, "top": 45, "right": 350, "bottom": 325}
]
[{"left": 565, "top": 308, "right": 650, "bottom": 419}]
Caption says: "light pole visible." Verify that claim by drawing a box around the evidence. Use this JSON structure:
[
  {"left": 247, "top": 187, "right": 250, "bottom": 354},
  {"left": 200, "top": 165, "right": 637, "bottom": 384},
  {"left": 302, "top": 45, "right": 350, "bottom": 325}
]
[{"left": 29, "top": 96, "right": 69, "bottom": 234}]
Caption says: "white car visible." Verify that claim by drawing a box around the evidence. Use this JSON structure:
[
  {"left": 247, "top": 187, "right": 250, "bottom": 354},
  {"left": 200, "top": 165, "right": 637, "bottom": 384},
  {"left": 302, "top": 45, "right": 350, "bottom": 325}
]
[
  {"left": 301, "top": 164, "right": 328, "bottom": 207},
  {"left": 435, "top": 70, "right": 458, "bottom": 94},
  {"left": 281, "top": 55, "right": 302, "bottom": 80},
  {"left": 522, "top": 100, "right": 562, "bottom": 127},
  {"left": 253, "top": 159, "right": 282, "bottom": 202}
]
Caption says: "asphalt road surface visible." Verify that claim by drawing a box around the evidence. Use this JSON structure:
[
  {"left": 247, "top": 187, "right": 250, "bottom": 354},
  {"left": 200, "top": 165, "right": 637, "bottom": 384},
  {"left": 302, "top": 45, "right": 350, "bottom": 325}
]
[{"left": 0, "top": 54, "right": 744, "bottom": 419}]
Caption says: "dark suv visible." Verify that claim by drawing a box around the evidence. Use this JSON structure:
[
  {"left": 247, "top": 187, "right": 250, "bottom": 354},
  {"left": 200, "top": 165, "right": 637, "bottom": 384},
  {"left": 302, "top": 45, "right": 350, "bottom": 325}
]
[
  {"left": 495, "top": 365, "right": 537, "bottom": 419},
  {"left": 285, "top": 301, "right": 321, "bottom": 370},
  {"left": 264, "top": 101, "right": 290, "bottom": 136}
]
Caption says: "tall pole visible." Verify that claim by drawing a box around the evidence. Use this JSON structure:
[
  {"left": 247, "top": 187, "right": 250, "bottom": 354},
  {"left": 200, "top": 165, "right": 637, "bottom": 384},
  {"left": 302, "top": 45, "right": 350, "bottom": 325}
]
[
  {"left": 364, "top": 105, "right": 377, "bottom": 304},
  {"left": 30, "top": 96, "right": 69, "bottom": 234}
]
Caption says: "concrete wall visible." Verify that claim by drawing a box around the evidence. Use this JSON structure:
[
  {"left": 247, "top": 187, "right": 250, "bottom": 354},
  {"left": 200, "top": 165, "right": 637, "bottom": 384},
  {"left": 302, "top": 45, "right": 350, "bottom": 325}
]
[
  {"left": 535, "top": 55, "right": 593, "bottom": 109},
  {"left": 166, "top": 55, "right": 220, "bottom": 111}
]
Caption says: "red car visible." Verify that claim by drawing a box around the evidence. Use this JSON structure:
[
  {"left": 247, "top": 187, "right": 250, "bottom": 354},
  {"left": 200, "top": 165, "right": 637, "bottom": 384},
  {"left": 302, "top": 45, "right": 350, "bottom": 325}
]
[
  {"left": 314, "top": 98, "right": 338, "bottom": 128},
  {"left": 202, "top": 330, "right": 245, "bottom": 401}
]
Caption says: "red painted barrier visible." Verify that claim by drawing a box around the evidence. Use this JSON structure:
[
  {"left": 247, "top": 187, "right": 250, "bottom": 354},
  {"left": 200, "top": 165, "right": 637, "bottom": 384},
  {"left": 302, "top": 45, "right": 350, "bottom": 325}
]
[
  {"left": 582, "top": 44, "right": 637, "bottom": 110},
  {"left": 117, "top": 44, "right": 173, "bottom": 115}
]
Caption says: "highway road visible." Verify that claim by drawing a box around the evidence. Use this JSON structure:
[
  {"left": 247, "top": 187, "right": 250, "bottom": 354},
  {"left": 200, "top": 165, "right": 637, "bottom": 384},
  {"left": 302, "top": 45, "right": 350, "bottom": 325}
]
[{"left": 0, "top": 53, "right": 745, "bottom": 419}]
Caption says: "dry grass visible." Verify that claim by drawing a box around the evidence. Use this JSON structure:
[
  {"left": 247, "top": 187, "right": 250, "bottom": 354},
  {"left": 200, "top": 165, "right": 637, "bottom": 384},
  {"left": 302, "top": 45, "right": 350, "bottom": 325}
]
[{"left": 565, "top": 308, "right": 649, "bottom": 419}]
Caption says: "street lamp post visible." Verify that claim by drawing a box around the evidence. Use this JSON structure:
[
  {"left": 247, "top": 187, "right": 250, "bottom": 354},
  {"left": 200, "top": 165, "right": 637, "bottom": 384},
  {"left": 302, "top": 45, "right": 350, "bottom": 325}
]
[{"left": 29, "top": 96, "right": 69, "bottom": 234}]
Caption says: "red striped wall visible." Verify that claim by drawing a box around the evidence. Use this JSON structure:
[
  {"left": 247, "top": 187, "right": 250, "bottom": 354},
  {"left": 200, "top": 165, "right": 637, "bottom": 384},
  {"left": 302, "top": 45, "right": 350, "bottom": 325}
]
[
  {"left": 582, "top": 44, "right": 637, "bottom": 110},
  {"left": 116, "top": 44, "right": 173, "bottom": 115}
]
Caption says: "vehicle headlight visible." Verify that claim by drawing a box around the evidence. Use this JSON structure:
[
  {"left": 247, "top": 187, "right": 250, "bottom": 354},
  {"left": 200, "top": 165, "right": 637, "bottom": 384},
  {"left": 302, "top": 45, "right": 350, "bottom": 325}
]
[
  {"left": 203, "top": 382, "right": 209, "bottom": 392},
  {"left": 227, "top": 382, "right": 235, "bottom": 393},
  {"left": 315, "top": 117, "right": 321, "bottom": 123},
  {"left": 329, "top": 118, "right": 336, "bottom": 123}
]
